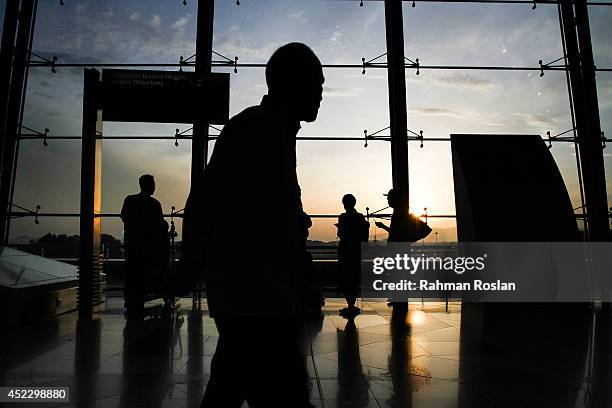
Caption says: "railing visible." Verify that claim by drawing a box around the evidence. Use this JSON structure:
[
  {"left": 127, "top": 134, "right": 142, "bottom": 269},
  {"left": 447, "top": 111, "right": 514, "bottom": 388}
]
[
  {"left": 7, "top": 241, "right": 460, "bottom": 300},
  {"left": 9, "top": 241, "right": 458, "bottom": 262}
]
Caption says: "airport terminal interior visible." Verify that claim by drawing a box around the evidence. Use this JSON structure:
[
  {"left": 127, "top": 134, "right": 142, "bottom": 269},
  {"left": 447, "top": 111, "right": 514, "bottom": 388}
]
[{"left": 1, "top": 0, "right": 612, "bottom": 407}]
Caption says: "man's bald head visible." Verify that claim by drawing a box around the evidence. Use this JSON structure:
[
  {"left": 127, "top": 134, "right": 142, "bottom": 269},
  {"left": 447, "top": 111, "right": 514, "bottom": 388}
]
[{"left": 265, "top": 43, "right": 324, "bottom": 122}]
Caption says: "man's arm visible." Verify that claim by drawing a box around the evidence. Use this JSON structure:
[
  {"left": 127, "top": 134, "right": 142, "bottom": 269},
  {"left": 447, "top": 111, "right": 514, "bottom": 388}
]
[
  {"left": 120, "top": 196, "right": 130, "bottom": 223},
  {"left": 337, "top": 214, "right": 345, "bottom": 239},
  {"left": 360, "top": 215, "right": 370, "bottom": 241},
  {"left": 155, "top": 199, "right": 164, "bottom": 220},
  {"left": 375, "top": 221, "right": 391, "bottom": 233}
]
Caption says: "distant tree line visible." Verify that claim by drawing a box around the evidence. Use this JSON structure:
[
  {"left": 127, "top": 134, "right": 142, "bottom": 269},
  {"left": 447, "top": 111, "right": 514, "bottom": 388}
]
[{"left": 13, "top": 233, "right": 123, "bottom": 259}]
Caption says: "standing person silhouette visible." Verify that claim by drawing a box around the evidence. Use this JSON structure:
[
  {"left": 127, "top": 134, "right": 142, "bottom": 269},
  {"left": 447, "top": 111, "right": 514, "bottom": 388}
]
[
  {"left": 375, "top": 188, "right": 432, "bottom": 309},
  {"left": 336, "top": 194, "right": 369, "bottom": 317},
  {"left": 183, "top": 43, "right": 324, "bottom": 407},
  {"left": 375, "top": 188, "right": 431, "bottom": 243},
  {"left": 120, "top": 174, "right": 167, "bottom": 316}
]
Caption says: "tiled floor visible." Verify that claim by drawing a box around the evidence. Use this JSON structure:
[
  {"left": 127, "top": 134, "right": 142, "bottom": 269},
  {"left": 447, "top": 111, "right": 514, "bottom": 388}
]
[{"left": 1, "top": 297, "right": 611, "bottom": 407}]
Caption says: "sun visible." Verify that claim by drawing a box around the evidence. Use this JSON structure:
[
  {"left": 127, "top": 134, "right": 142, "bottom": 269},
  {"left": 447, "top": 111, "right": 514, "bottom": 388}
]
[{"left": 409, "top": 202, "right": 429, "bottom": 218}]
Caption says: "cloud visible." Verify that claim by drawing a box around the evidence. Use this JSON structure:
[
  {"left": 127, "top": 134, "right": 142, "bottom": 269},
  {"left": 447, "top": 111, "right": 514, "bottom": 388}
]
[
  {"left": 172, "top": 15, "right": 190, "bottom": 31},
  {"left": 430, "top": 73, "right": 494, "bottom": 92},
  {"left": 37, "top": 9, "right": 194, "bottom": 67},
  {"left": 328, "top": 30, "right": 343, "bottom": 49},
  {"left": 410, "top": 107, "right": 467, "bottom": 118},
  {"left": 344, "top": 73, "right": 386, "bottom": 81},
  {"left": 323, "top": 85, "right": 363, "bottom": 98},
  {"left": 129, "top": 12, "right": 140, "bottom": 21},
  {"left": 150, "top": 15, "right": 161, "bottom": 28},
  {"left": 32, "top": 91, "right": 53, "bottom": 99},
  {"left": 214, "top": 25, "right": 278, "bottom": 62},
  {"left": 288, "top": 10, "right": 308, "bottom": 24},
  {"left": 514, "top": 113, "right": 557, "bottom": 129},
  {"left": 99, "top": 7, "right": 114, "bottom": 18}
]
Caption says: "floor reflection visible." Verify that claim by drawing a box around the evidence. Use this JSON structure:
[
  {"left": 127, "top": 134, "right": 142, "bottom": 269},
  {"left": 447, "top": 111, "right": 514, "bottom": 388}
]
[
  {"left": 590, "top": 311, "right": 612, "bottom": 407},
  {"left": 73, "top": 319, "right": 102, "bottom": 406},
  {"left": 457, "top": 303, "right": 593, "bottom": 408},
  {"left": 336, "top": 317, "right": 370, "bottom": 406},
  {"left": 1, "top": 298, "right": 611, "bottom": 407},
  {"left": 387, "top": 305, "right": 413, "bottom": 408},
  {"left": 186, "top": 310, "right": 204, "bottom": 408},
  {"left": 119, "top": 309, "right": 183, "bottom": 408}
]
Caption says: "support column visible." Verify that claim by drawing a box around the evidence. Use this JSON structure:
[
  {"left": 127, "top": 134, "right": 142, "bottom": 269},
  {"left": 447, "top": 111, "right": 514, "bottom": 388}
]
[
  {"left": 79, "top": 68, "right": 103, "bottom": 321},
  {"left": 0, "top": 0, "right": 20, "bottom": 171},
  {"left": 560, "top": 0, "right": 609, "bottom": 241},
  {"left": 384, "top": 0, "right": 409, "bottom": 212},
  {"left": 191, "top": 0, "right": 214, "bottom": 183},
  {"left": 573, "top": 0, "right": 609, "bottom": 241},
  {"left": 0, "top": 0, "right": 35, "bottom": 245}
]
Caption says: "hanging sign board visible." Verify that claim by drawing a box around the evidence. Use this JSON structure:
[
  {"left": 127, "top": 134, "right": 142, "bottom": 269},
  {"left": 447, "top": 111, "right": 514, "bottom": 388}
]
[{"left": 100, "top": 69, "right": 229, "bottom": 124}]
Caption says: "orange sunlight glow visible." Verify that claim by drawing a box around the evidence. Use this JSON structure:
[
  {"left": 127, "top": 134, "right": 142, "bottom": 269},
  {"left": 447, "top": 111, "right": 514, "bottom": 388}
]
[{"left": 410, "top": 203, "right": 429, "bottom": 218}]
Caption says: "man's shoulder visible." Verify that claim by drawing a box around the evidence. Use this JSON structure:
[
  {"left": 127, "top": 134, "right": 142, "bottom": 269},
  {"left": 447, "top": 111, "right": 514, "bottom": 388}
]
[
  {"left": 149, "top": 195, "right": 162, "bottom": 205},
  {"left": 141, "top": 195, "right": 162, "bottom": 209},
  {"left": 225, "top": 104, "right": 264, "bottom": 130},
  {"left": 124, "top": 193, "right": 159, "bottom": 206},
  {"left": 123, "top": 194, "right": 138, "bottom": 204},
  {"left": 121, "top": 194, "right": 138, "bottom": 218},
  {"left": 346, "top": 211, "right": 366, "bottom": 220}
]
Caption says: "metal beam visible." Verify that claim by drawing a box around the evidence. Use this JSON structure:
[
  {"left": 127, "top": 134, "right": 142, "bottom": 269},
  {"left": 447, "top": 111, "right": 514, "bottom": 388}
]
[
  {"left": 0, "top": 0, "right": 35, "bottom": 246},
  {"left": 0, "top": 0, "right": 20, "bottom": 174},
  {"left": 384, "top": 0, "right": 410, "bottom": 211},
  {"left": 573, "top": 0, "right": 609, "bottom": 241},
  {"left": 79, "top": 68, "right": 103, "bottom": 321},
  {"left": 192, "top": 0, "right": 214, "bottom": 183},
  {"left": 560, "top": 0, "right": 609, "bottom": 241},
  {"left": 24, "top": 62, "right": 612, "bottom": 72}
]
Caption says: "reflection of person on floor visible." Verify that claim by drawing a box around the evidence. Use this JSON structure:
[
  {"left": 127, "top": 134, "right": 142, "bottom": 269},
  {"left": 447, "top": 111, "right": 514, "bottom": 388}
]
[
  {"left": 336, "top": 194, "right": 369, "bottom": 317},
  {"left": 120, "top": 174, "right": 168, "bottom": 315},
  {"left": 120, "top": 316, "right": 182, "bottom": 408},
  {"left": 185, "top": 42, "right": 324, "bottom": 408},
  {"left": 388, "top": 306, "right": 413, "bottom": 407},
  {"left": 337, "top": 317, "right": 370, "bottom": 406},
  {"left": 374, "top": 188, "right": 432, "bottom": 243}
]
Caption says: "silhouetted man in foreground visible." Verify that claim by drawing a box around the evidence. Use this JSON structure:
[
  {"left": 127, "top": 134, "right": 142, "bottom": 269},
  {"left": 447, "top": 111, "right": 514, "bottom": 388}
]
[
  {"left": 121, "top": 174, "right": 167, "bottom": 315},
  {"left": 183, "top": 43, "right": 324, "bottom": 407},
  {"left": 336, "top": 194, "right": 369, "bottom": 317}
]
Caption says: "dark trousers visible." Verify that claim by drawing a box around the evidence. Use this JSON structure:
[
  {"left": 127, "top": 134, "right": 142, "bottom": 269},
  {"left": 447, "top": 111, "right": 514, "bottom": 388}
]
[
  {"left": 124, "top": 258, "right": 146, "bottom": 313},
  {"left": 200, "top": 316, "right": 313, "bottom": 408},
  {"left": 338, "top": 256, "right": 360, "bottom": 301}
]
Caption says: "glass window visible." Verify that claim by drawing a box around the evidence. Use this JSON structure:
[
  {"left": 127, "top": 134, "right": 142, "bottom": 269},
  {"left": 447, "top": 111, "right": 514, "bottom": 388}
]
[
  {"left": 589, "top": 3, "right": 612, "bottom": 69},
  {"left": 7, "top": 218, "right": 80, "bottom": 261},
  {"left": 12, "top": 141, "right": 81, "bottom": 214},
  {"left": 9, "top": 0, "right": 611, "bottom": 249},
  {"left": 403, "top": 2, "right": 564, "bottom": 67}
]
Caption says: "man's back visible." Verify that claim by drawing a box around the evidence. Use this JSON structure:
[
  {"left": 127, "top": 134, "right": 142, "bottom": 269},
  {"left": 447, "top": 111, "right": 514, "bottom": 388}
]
[
  {"left": 185, "top": 96, "right": 304, "bottom": 317},
  {"left": 338, "top": 211, "right": 369, "bottom": 250},
  {"left": 207, "top": 102, "right": 301, "bottom": 218},
  {"left": 121, "top": 193, "right": 163, "bottom": 250}
]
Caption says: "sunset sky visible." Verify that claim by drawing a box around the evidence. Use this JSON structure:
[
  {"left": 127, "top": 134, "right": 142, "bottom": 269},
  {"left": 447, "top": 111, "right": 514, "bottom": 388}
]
[{"left": 6, "top": 0, "right": 612, "bottom": 243}]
